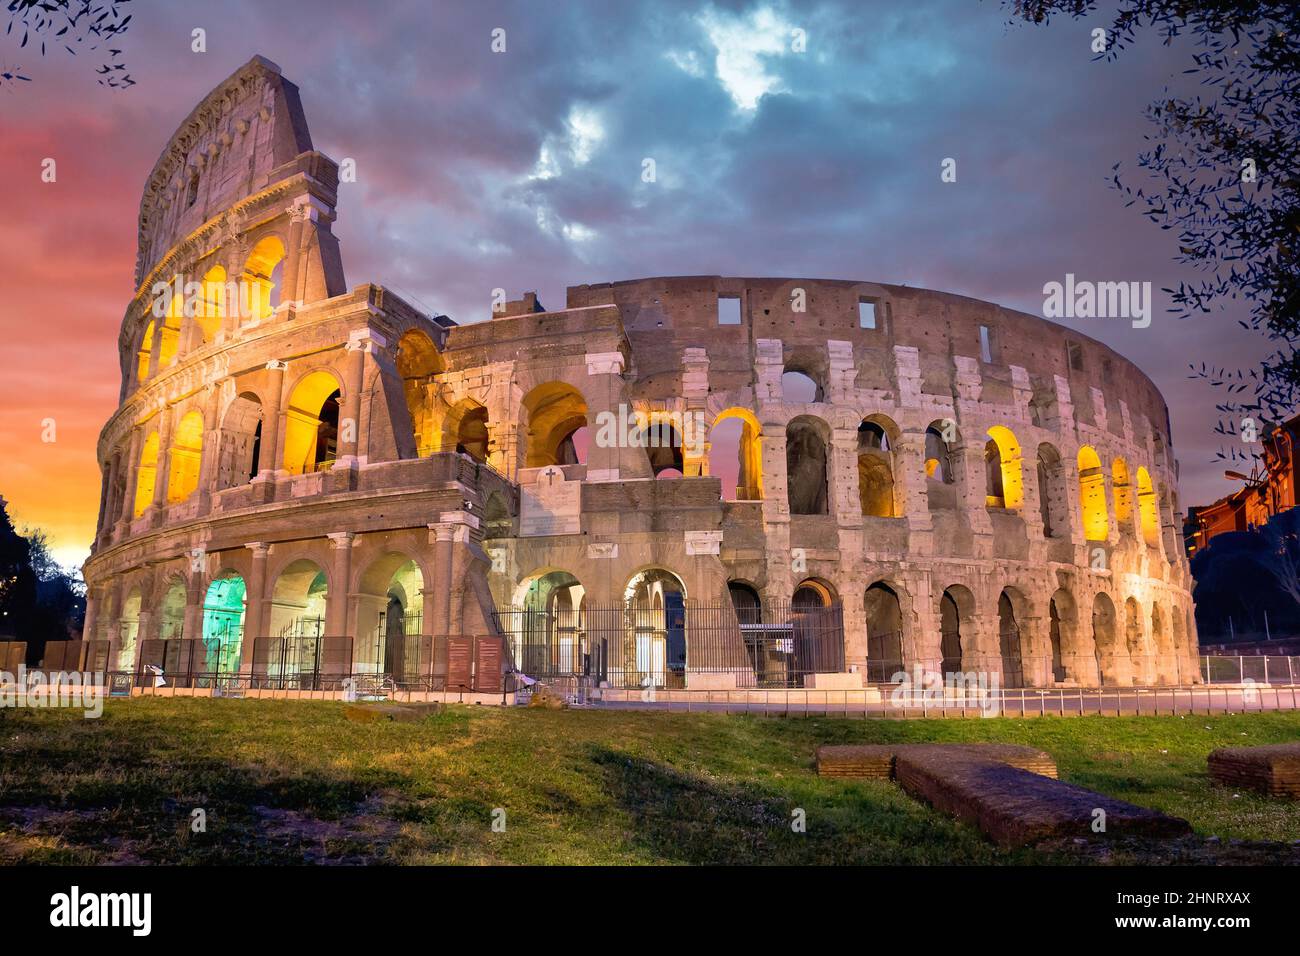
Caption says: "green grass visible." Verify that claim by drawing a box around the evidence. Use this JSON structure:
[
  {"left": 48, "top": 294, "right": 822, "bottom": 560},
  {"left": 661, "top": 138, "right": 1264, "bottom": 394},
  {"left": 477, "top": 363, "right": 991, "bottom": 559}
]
[{"left": 1, "top": 700, "right": 1297, "bottom": 864}]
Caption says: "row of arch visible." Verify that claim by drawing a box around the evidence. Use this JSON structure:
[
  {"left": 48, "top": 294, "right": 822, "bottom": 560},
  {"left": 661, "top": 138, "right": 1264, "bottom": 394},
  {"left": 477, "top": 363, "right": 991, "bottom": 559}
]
[{"left": 134, "top": 235, "right": 286, "bottom": 388}]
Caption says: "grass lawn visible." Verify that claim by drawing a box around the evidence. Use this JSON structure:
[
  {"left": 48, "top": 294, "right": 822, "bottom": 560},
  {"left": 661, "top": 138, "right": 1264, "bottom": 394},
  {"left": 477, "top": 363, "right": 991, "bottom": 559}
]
[{"left": 1, "top": 699, "right": 1298, "bottom": 864}]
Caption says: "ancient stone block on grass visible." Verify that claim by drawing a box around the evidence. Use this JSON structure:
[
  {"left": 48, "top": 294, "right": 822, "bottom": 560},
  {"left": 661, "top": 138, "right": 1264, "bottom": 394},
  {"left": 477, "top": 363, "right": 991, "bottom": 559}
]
[
  {"left": 893, "top": 748, "right": 1190, "bottom": 848},
  {"left": 1208, "top": 743, "right": 1300, "bottom": 798},
  {"left": 815, "top": 742, "right": 1057, "bottom": 780}
]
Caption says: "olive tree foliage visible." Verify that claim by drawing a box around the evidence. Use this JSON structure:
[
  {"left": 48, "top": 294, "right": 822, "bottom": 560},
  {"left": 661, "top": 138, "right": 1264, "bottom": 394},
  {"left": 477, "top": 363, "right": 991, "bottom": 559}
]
[{"left": 1009, "top": 2, "right": 1300, "bottom": 464}]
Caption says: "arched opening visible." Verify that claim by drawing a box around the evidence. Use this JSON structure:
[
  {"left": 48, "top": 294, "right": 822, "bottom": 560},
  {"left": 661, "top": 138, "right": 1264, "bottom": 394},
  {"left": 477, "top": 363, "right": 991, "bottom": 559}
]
[
  {"left": 1092, "top": 593, "right": 1119, "bottom": 685},
  {"left": 1111, "top": 458, "right": 1133, "bottom": 534},
  {"left": 781, "top": 369, "right": 821, "bottom": 403},
  {"left": 166, "top": 410, "right": 204, "bottom": 504},
  {"left": 356, "top": 554, "right": 425, "bottom": 679},
  {"left": 1137, "top": 466, "right": 1160, "bottom": 546},
  {"left": 117, "top": 586, "right": 142, "bottom": 671},
  {"left": 925, "top": 421, "right": 958, "bottom": 511},
  {"left": 985, "top": 426, "right": 1023, "bottom": 510},
  {"left": 709, "top": 408, "right": 762, "bottom": 501},
  {"left": 864, "top": 581, "right": 904, "bottom": 682},
  {"left": 793, "top": 579, "right": 835, "bottom": 608},
  {"left": 396, "top": 329, "right": 443, "bottom": 456},
  {"left": 857, "top": 419, "right": 896, "bottom": 517},
  {"left": 1077, "top": 446, "right": 1109, "bottom": 541},
  {"left": 482, "top": 491, "right": 511, "bottom": 539},
  {"left": 201, "top": 573, "right": 246, "bottom": 674},
  {"left": 623, "top": 568, "right": 686, "bottom": 689},
  {"left": 1048, "top": 590, "right": 1068, "bottom": 682},
  {"left": 1150, "top": 603, "right": 1173, "bottom": 683},
  {"left": 511, "top": 569, "right": 587, "bottom": 678},
  {"left": 786, "top": 416, "right": 829, "bottom": 515},
  {"left": 939, "top": 586, "right": 974, "bottom": 676},
  {"left": 197, "top": 264, "right": 227, "bottom": 342},
  {"left": 997, "top": 590, "right": 1024, "bottom": 687},
  {"left": 136, "top": 320, "right": 155, "bottom": 384},
  {"left": 156, "top": 278, "right": 184, "bottom": 369},
  {"left": 133, "top": 431, "right": 160, "bottom": 517},
  {"left": 1037, "top": 443, "right": 1068, "bottom": 537},
  {"left": 269, "top": 559, "right": 328, "bottom": 640},
  {"left": 158, "top": 580, "right": 187, "bottom": 641},
  {"left": 645, "top": 418, "right": 685, "bottom": 478},
  {"left": 728, "top": 581, "right": 761, "bottom": 622},
  {"left": 1125, "top": 597, "right": 1147, "bottom": 683},
  {"left": 282, "top": 370, "right": 343, "bottom": 475},
  {"left": 522, "top": 382, "right": 589, "bottom": 467},
  {"left": 242, "top": 235, "right": 285, "bottom": 322},
  {"left": 217, "top": 393, "right": 262, "bottom": 489},
  {"left": 440, "top": 399, "right": 490, "bottom": 463}
]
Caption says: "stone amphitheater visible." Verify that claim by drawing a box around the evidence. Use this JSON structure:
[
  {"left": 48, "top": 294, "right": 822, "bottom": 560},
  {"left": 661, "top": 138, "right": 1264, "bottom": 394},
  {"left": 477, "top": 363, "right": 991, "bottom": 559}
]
[{"left": 80, "top": 56, "right": 1199, "bottom": 694}]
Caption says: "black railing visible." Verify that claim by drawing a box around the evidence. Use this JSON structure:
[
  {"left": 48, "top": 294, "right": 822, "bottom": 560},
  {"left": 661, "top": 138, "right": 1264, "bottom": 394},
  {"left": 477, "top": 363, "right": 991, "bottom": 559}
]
[{"left": 492, "top": 600, "right": 846, "bottom": 689}]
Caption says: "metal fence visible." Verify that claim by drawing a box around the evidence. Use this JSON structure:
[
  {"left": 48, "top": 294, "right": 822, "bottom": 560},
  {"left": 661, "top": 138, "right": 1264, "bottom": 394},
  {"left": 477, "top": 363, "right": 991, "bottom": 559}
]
[
  {"left": 493, "top": 600, "right": 845, "bottom": 689},
  {"left": 1201, "top": 655, "right": 1300, "bottom": 685}
]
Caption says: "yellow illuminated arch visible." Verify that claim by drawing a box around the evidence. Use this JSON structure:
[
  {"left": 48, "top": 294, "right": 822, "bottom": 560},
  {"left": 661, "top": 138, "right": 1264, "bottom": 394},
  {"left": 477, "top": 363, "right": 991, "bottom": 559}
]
[
  {"left": 709, "top": 407, "right": 763, "bottom": 500},
  {"left": 133, "top": 431, "right": 160, "bottom": 517},
  {"left": 1136, "top": 466, "right": 1160, "bottom": 546},
  {"left": 136, "top": 320, "right": 155, "bottom": 383},
  {"left": 242, "top": 236, "right": 286, "bottom": 322},
  {"left": 1077, "top": 446, "right": 1108, "bottom": 541},
  {"left": 1111, "top": 457, "right": 1133, "bottom": 533},
  {"left": 985, "top": 425, "right": 1024, "bottom": 510},
  {"left": 166, "top": 411, "right": 205, "bottom": 504},
  {"left": 197, "top": 264, "right": 226, "bottom": 342},
  {"left": 282, "top": 370, "right": 343, "bottom": 475},
  {"left": 522, "top": 382, "right": 588, "bottom": 467}
]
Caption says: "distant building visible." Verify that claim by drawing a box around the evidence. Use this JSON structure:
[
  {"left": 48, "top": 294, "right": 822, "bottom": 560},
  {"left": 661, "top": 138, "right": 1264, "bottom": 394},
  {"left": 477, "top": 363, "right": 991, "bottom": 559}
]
[{"left": 1186, "top": 413, "right": 1300, "bottom": 557}]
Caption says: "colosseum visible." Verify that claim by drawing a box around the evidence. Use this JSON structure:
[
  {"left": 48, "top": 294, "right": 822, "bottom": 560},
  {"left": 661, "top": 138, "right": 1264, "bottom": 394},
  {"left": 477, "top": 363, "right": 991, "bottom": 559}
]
[{"left": 80, "top": 57, "right": 1199, "bottom": 696}]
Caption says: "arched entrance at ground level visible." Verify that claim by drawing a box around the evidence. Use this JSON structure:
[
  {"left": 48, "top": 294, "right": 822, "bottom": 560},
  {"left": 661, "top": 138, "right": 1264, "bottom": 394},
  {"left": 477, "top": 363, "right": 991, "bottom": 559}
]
[
  {"left": 1125, "top": 597, "right": 1149, "bottom": 684},
  {"left": 356, "top": 554, "right": 426, "bottom": 679},
  {"left": 1048, "top": 590, "right": 1072, "bottom": 683},
  {"left": 117, "top": 587, "right": 142, "bottom": 671},
  {"left": 512, "top": 570, "right": 587, "bottom": 678},
  {"left": 202, "top": 574, "right": 246, "bottom": 673},
  {"left": 158, "top": 580, "right": 187, "bottom": 641},
  {"left": 1092, "top": 593, "right": 1120, "bottom": 686},
  {"left": 261, "top": 560, "right": 329, "bottom": 684},
  {"left": 621, "top": 568, "right": 686, "bottom": 689},
  {"left": 939, "top": 586, "right": 974, "bottom": 676},
  {"left": 997, "top": 590, "right": 1025, "bottom": 687},
  {"left": 864, "top": 581, "right": 904, "bottom": 682}
]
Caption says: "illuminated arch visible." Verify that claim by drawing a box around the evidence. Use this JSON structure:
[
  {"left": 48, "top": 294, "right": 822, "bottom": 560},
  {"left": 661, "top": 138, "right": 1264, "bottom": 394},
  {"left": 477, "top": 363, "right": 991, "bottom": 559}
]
[
  {"left": 197, "top": 264, "right": 227, "bottom": 342},
  {"left": 117, "top": 586, "right": 143, "bottom": 671},
  {"left": 708, "top": 407, "right": 762, "bottom": 501},
  {"left": 282, "top": 370, "right": 343, "bottom": 475},
  {"left": 1136, "top": 466, "right": 1160, "bottom": 546},
  {"left": 156, "top": 278, "right": 184, "bottom": 369},
  {"left": 136, "top": 320, "right": 155, "bottom": 384},
  {"left": 1111, "top": 457, "right": 1133, "bottom": 534},
  {"left": 1077, "top": 446, "right": 1108, "bottom": 541},
  {"left": 166, "top": 410, "right": 204, "bottom": 504},
  {"left": 858, "top": 416, "right": 898, "bottom": 517},
  {"left": 356, "top": 552, "right": 428, "bottom": 677},
  {"left": 133, "top": 431, "right": 160, "bottom": 517},
  {"left": 396, "top": 329, "right": 443, "bottom": 456},
  {"left": 985, "top": 425, "right": 1023, "bottom": 510},
  {"left": 268, "top": 558, "right": 328, "bottom": 638},
  {"left": 242, "top": 235, "right": 286, "bottom": 322},
  {"left": 202, "top": 572, "right": 246, "bottom": 673},
  {"left": 522, "top": 382, "right": 588, "bottom": 467}
]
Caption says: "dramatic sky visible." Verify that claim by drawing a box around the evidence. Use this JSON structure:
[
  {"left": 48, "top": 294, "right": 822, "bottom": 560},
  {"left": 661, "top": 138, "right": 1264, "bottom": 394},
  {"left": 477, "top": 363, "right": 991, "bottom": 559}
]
[{"left": 0, "top": 0, "right": 1266, "bottom": 569}]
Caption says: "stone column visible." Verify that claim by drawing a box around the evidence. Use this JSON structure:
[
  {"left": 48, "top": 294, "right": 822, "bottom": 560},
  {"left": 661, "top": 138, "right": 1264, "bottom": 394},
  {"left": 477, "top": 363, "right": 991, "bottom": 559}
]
[
  {"left": 280, "top": 203, "right": 309, "bottom": 310},
  {"left": 118, "top": 426, "right": 143, "bottom": 532},
  {"left": 81, "top": 588, "right": 100, "bottom": 645},
  {"left": 102, "top": 579, "right": 123, "bottom": 673},
  {"left": 151, "top": 403, "right": 175, "bottom": 520},
  {"left": 182, "top": 561, "right": 205, "bottom": 646},
  {"left": 829, "top": 425, "right": 863, "bottom": 528},
  {"left": 955, "top": 440, "right": 994, "bottom": 557},
  {"left": 681, "top": 348, "right": 709, "bottom": 477},
  {"left": 583, "top": 351, "right": 626, "bottom": 481},
  {"left": 253, "top": 360, "right": 287, "bottom": 495},
  {"left": 242, "top": 542, "right": 270, "bottom": 676},
  {"left": 326, "top": 532, "right": 356, "bottom": 638},
  {"left": 894, "top": 428, "right": 933, "bottom": 553},
  {"left": 196, "top": 385, "right": 220, "bottom": 514},
  {"left": 427, "top": 523, "right": 455, "bottom": 636},
  {"left": 147, "top": 316, "right": 166, "bottom": 379}
]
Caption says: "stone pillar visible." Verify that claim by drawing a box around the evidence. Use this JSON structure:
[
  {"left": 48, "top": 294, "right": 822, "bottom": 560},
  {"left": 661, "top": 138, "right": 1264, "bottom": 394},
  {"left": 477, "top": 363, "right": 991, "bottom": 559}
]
[
  {"left": 81, "top": 588, "right": 100, "bottom": 645},
  {"left": 182, "top": 562, "right": 205, "bottom": 646},
  {"left": 1017, "top": 613, "right": 1050, "bottom": 687},
  {"left": 829, "top": 425, "right": 863, "bottom": 528},
  {"left": 326, "top": 532, "right": 356, "bottom": 638},
  {"left": 427, "top": 523, "right": 455, "bottom": 636},
  {"left": 680, "top": 348, "right": 709, "bottom": 477},
  {"left": 895, "top": 428, "right": 933, "bottom": 552},
  {"left": 280, "top": 203, "right": 309, "bottom": 310},
  {"left": 955, "top": 441, "right": 994, "bottom": 556},
  {"left": 196, "top": 385, "right": 220, "bottom": 513},
  {"left": 253, "top": 360, "right": 288, "bottom": 491},
  {"left": 147, "top": 316, "right": 166, "bottom": 379},
  {"left": 584, "top": 351, "right": 626, "bottom": 481},
  {"left": 242, "top": 542, "right": 271, "bottom": 675},
  {"left": 102, "top": 579, "right": 123, "bottom": 673},
  {"left": 151, "top": 403, "right": 175, "bottom": 519},
  {"left": 336, "top": 329, "right": 384, "bottom": 472},
  {"left": 117, "top": 426, "right": 143, "bottom": 532}
]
